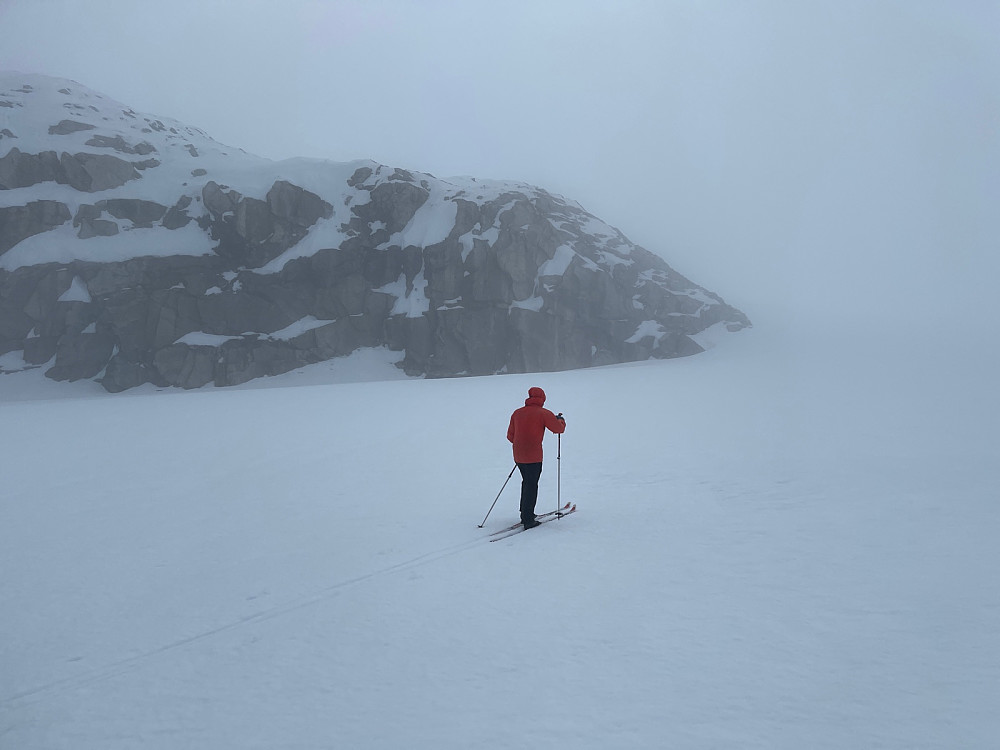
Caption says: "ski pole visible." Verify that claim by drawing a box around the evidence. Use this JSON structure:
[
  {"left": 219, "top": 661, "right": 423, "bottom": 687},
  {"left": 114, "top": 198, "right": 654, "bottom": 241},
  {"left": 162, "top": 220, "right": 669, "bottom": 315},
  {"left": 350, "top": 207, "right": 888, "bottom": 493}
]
[
  {"left": 477, "top": 465, "right": 517, "bottom": 528},
  {"left": 557, "top": 431, "right": 561, "bottom": 517}
]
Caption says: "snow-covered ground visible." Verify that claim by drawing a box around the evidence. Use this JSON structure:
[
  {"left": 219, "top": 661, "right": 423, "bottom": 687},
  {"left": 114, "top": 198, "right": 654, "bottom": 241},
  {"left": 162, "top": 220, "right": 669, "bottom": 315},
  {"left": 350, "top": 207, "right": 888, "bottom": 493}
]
[{"left": 1, "top": 323, "right": 997, "bottom": 749}]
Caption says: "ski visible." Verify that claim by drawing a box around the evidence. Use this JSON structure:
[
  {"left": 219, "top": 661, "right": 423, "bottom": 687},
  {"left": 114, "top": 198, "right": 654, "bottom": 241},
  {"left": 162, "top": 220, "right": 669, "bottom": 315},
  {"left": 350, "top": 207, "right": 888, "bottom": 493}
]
[
  {"left": 487, "top": 502, "right": 572, "bottom": 537},
  {"left": 489, "top": 504, "right": 576, "bottom": 542}
]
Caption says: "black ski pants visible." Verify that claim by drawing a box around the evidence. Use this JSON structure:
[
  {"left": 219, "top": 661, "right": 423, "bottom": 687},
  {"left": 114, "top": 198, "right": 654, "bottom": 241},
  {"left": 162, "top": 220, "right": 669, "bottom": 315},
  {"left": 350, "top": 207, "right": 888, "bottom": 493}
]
[{"left": 517, "top": 462, "right": 543, "bottom": 523}]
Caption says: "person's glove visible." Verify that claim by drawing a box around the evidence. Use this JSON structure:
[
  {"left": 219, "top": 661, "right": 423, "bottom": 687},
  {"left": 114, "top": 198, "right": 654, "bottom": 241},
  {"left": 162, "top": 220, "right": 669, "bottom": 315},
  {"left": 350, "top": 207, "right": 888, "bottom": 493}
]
[{"left": 557, "top": 412, "right": 565, "bottom": 422}]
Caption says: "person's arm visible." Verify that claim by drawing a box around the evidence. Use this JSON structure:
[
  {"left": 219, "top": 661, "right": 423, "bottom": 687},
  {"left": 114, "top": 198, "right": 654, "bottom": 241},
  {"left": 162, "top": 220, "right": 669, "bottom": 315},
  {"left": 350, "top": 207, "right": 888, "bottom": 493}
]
[
  {"left": 507, "top": 414, "right": 516, "bottom": 443},
  {"left": 545, "top": 410, "right": 566, "bottom": 434}
]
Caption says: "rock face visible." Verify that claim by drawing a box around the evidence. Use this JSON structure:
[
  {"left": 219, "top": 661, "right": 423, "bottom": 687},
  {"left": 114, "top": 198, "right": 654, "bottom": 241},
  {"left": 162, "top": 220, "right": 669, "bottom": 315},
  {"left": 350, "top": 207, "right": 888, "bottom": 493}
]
[
  {"left": 0, "top": 73, "right": 750, "bottom": 392},
  {"left": 0, "top": 147, "right": 140, "bottom": 192},
  {"left": 0, "top": 200, "right": 71, "bottom": 254}
]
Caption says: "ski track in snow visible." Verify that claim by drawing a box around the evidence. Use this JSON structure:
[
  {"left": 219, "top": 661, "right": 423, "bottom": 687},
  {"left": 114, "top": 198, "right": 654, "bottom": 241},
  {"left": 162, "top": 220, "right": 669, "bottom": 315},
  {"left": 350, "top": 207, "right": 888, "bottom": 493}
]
[
  {"left": 1, "top": 326, "right": 998, "bottom": 749},
  {"left": 2, "top": 534, "right": 491, "bottom": 707}
]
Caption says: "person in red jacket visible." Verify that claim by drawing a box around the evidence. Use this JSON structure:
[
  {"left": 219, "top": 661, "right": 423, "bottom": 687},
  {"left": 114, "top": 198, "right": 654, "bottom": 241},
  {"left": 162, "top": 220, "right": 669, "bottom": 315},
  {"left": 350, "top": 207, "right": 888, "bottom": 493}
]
[{"left": 507, "top": 386, "right": 566, "bottom": 528}]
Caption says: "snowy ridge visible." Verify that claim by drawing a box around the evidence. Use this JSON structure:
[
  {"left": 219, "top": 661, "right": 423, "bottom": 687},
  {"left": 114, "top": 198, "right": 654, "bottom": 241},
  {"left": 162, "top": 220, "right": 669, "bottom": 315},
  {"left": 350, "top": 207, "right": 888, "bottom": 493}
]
[
  {"left": 1, "top": 71, "right": 690, "bottom": 290},
  {"left": 0, "top": 73, "right": 749, "bottom": 391},
  {"left": 0, "top": 72, "right": 238, "bottom": 167},
  {"left": 3, "top": 73, "right": 623, "bottom": 275},
  {"left": 0, "top": 72, "right": 371, "bottom": 270}
]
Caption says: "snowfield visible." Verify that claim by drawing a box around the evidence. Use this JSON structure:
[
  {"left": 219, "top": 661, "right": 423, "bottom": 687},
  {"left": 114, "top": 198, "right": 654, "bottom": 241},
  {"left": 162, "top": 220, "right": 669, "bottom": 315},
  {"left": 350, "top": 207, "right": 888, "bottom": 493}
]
[{"left": 1, "top": 324, "right": 997, "bottom": 749}]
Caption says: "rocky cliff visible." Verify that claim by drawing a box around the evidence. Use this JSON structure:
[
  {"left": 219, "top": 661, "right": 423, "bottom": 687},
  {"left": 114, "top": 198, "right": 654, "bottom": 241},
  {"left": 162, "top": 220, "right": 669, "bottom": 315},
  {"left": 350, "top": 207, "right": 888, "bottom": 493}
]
[{"left": 0, "top": 73, "right": 750, "bottom": 392}]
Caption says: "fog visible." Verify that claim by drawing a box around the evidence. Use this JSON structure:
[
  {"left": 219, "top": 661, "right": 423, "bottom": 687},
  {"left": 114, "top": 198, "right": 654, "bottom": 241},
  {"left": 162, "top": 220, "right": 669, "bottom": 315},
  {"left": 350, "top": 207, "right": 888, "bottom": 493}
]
[{"left": 1, "top": 0, "right": 997, "bottom": 333}]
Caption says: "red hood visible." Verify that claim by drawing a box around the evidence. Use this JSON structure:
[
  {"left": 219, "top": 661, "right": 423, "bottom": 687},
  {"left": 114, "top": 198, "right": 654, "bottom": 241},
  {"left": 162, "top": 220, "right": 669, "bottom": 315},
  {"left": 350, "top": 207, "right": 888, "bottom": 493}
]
[{"left": 525, "top": 386, "right": 546, "bottom": 407}]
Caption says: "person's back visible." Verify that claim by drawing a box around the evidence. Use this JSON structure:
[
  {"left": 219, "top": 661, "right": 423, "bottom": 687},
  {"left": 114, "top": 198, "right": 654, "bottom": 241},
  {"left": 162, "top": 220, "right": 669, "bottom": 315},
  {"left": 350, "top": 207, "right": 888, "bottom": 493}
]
[{"left": 507, "top": 387, "right": 565, "bottom": 527}]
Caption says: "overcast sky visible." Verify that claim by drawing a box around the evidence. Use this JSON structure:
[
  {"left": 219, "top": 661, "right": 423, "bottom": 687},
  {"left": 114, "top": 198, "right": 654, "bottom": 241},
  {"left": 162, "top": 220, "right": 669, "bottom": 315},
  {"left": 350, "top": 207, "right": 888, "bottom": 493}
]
[{"left": 1, "top": 0, "right": 997, "bottom": 333}]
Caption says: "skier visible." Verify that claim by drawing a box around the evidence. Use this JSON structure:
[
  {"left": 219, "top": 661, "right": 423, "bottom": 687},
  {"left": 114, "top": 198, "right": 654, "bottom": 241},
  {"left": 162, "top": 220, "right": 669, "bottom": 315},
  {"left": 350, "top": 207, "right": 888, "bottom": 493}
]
[{"left": 507, "top": 387, "right": 566, "bottom": 529}]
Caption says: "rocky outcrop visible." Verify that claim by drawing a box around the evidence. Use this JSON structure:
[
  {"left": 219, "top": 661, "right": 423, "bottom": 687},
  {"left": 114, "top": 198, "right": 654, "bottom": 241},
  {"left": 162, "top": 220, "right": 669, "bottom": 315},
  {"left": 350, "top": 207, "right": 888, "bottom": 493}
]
[
  {"left": 0, "top": 149, "right": 62, "bottom": 189},
  {"left": 48, "top": 119, "right": 96, "bottom": 135},
  {"left": 0, "top": 73, "right": 751, "bottom": 392},
  {"left": 205, "top": 180, "right": 334, "bottom": 268},
  {"left": 5, "top": 175, "right": 751, "bottom": 389},
  {"left": 0, "top": 147, "right": 140, "bottom": 192},
  {"left": 0, "top": 167, "right": 751, "bottom": 390},
  {"left": 0, "top": 200, "right": 71, "bottom": 254},
  {"left": 85, "top": 134, "right": 157, "bottom": 155}
]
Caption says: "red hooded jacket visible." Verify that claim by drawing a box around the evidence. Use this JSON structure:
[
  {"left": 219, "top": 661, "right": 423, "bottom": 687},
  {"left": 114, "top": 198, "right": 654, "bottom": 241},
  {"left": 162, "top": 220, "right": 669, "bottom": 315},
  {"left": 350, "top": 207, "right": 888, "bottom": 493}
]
[{"left": 507, "top": 387, "right": 566, "bottom": 464}]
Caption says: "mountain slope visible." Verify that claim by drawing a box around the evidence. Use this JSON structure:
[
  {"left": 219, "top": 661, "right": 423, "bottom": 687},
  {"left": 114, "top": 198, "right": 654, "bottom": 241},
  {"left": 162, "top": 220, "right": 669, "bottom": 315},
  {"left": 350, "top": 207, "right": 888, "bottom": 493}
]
[{"left": 1, "top": 73, "right": 749, "bottom": 392}]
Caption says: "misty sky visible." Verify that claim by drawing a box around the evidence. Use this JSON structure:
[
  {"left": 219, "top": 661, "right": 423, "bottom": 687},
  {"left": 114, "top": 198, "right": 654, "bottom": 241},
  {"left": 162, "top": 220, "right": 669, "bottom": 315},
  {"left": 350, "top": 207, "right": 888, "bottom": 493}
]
[{"left": 1, "top": 0, "right": 997, "bottom": 333}]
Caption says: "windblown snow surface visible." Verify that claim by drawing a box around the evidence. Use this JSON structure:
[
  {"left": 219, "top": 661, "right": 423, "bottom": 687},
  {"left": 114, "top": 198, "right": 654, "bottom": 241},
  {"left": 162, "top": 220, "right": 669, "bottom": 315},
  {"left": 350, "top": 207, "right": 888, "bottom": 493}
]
[{"left": 1, "top": 323, "right": 997, "bottom": 749}]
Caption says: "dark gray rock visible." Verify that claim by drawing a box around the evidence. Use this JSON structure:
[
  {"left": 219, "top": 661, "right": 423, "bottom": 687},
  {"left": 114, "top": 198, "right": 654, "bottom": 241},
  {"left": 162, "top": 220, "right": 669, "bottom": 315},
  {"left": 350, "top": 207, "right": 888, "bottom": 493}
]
[
  {"left": 207, "top": 180, "right": 332, "bottom": 269},
  {"left": 352, "top": 181, "right": 428, "bottom": 234},
  {"left": 0, "top": 149, "right": 63, "bottom": 190},
  {"left": 58, "top": 152, "right": 140, "bottom": 192},
  {"left": 84, "top": 134, "right": 157, "bottom": 154},
  {"left": 391, "top": 315, "right": 434, "bottom": 376},
  {"left": 98, "top": 291, "right": 152, "bottom": 361},
  {"left": 461, "top": 238, "right": 514, "bottom": 305},
  {"left": 0, "top": 148, "right": 140, "bottom": 192},
  {"left": 101, "top": 354, "right": 152, "bottom": 392},
  {"left": 42, "top": 301, "right": 96, "bottom": 341},
  {"left": 146, "top": 290, "right": 202, "bottom": 349},
  {"left": 653, "top": 331, "right": 704, "bottom": 359},
  {"left": 162, "top": 195, "right": 193, "bottom": 229},
  {"left": 202, "top": 181, "right": 241, "bottom": 216},
  {"left": 0, "top": 201, "right": 71, "bottom": 255},
  {"left": 423, "top": 238, "right": 465, "bottom": 303},
  {"left": 78, "top": 218, "right": 120, "bottom": 239},
  {"left": 20, "top": 267, "right": 77, "bottom": 326},
  {"left": 152, "top": 343, "right": 216, "bottom": 389},
  {"left": 45, "top": 332, "right": 115, "bottom": 381},
  {"left": 102, "top": 198, "right": 168, "bottom": 227},
  {"left": 508, "top": 307, "right": 592, "bottom": 374},
  {"left": 85, "top": 255, "right": 221, "bottom": 298},
  {"left": 308, "top": 313, "right": 382, "bottom": 360},
  {"left": 197, "top": 283, "right": 305, "bottom": 337},
  {"left": 73, "top": 199, "right": 168, "bottom": 235},
  {"left": 215, "top": 339, "right": 312, "bottom": 387},
  {"left": 48, "top": 119, "right": 97, "bottom": 135},
  {"left": 23, "top": 335, "right": 60, "bottom": 364},
  {"left": 430, "top": 307, "right": 511, "bottom": 376},
  {"left": 74, "top": 204, "right": 106, "bottom": 238},
  {"left": 0, "top": 266, "right": 48, "bottom": 346},
  {"left": 267, "top": 180, "right": 333, "bottom": 227},
  {"left": 347, "top": 167, "right": 373, "bottom": 187}
]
